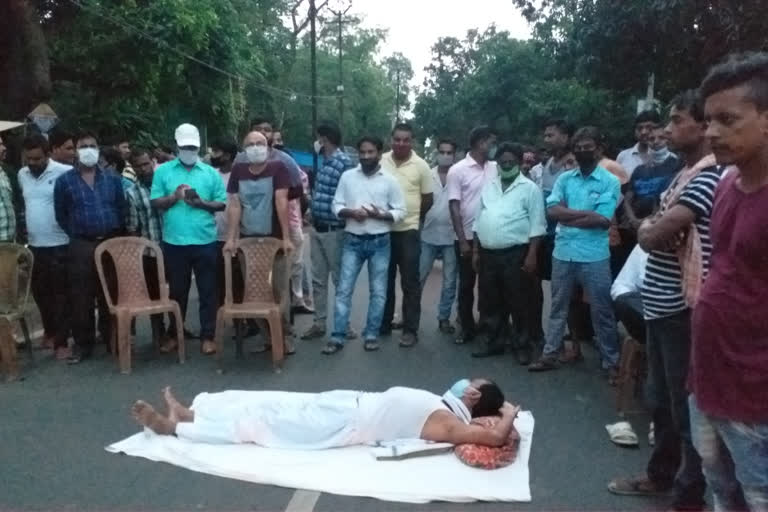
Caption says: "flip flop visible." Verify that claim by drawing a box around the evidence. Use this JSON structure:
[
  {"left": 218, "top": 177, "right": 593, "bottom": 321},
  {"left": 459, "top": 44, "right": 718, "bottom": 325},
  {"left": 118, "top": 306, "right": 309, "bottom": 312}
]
[
  {"left": 605, "top": 421, "right": 639, "bottom": 447},
  {"left": 607, "top": 475, "right": 672, "bottom": 496},
  {"left": 321, "top": 342, "right": 344, "bottom": 355}
]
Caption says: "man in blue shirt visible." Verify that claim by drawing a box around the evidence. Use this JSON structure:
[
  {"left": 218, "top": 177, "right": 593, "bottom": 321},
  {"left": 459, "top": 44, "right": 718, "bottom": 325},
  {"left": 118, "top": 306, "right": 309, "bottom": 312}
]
[
  {"left": 301, "top": 121, "right": 356, "bottom": 340},
  {"left": 529, "top": 126, "right": 621, "bottom": 379},
  {"left": 53, "top": 131, "right": 126, "bottom": 364}
]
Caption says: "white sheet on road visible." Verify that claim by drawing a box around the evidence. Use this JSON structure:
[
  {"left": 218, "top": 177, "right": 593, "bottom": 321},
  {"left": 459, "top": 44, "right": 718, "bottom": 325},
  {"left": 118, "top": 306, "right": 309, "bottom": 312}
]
[{"left": 106, "top": 411, "right": 535, "bottom": 504}]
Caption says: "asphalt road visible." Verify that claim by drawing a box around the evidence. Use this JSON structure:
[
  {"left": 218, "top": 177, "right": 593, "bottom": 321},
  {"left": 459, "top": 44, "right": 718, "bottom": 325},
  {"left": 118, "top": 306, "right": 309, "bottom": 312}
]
[{"left": 0, "top": 261, "right": 663, "bottom": 511}]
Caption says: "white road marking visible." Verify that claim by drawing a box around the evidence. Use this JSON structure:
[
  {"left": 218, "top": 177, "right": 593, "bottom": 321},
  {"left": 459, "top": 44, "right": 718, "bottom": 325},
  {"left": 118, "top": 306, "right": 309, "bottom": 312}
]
[{"left": 284, "top": 490, "right": 321, "bottom": 512}]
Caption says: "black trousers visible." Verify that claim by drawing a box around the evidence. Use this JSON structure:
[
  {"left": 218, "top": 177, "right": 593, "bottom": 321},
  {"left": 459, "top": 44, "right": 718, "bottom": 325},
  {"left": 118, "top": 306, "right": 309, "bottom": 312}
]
[
  {"left": 454, "top": 240, "right": 479, "bottom": 338},
  {"left": 645, "top": 310, "right": 706, "bottom": 509},
  {"left": 383, "top": 230, "right": 422, "bottom": 335},
  {"left": 477, "top": 245, "right": 531, "bottom": 348},
  {"left": 68, "top": 238, "right": 117, "bottom": 354},
  {"left": 613, "top": 291, "right": 645, "bottom": 343},
  {"left": 29, "top": 245, "right": 70, "bottom": 348}
]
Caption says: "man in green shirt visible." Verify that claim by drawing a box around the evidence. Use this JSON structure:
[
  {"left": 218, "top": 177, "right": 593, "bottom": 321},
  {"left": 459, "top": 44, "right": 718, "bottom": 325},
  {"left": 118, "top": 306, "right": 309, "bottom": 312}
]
[{"left": 150, "top": 124, "right": 226, "bottom": 355}]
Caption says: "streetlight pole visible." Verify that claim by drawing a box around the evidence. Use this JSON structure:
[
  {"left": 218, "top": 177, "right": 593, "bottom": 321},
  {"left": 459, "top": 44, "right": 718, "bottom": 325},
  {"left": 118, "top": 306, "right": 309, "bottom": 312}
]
[
  {"left": 310, "top": 0, "right": 318, "bottom": 175},
  {"left": 330, "top": 3, "right": 352, "bottom": 132}
]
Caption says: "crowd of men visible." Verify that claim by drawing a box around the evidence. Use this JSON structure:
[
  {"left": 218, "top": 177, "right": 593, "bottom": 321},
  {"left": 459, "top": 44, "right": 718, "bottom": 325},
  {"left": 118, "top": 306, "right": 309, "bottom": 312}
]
[{"left": 0, "top": 50, "right": 766, "bottom": 511}]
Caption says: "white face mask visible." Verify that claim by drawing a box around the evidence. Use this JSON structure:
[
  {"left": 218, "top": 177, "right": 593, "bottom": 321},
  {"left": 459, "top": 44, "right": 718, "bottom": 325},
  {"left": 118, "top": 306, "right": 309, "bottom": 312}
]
[
  {"left": 178, "top": 149, "right": 199, "bottom": 166},
  {"left": 436, "top": 154, "right": 454, "bottom": 167},
  {"left": 313, "top": 140, "right": 323, "bottom": 154},
  {"left": 246, "top": 145, "right": 269, "bottom": 164},
  {"left": 77, "top": 147, "right": 99, "bottom": 167}
]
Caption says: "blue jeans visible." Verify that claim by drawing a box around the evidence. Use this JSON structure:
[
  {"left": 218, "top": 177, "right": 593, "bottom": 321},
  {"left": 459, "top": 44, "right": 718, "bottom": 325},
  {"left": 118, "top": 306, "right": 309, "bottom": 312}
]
[
  {"left": 689, "top": 396, "right": 768, "bottom": 512},
  {"left": 163, "top": 242, "right": 218, "bottom": 340},
  {"left": 331, "top": 233, "right": 391, "bottom": 343},
  {"left": 543, "top": 258, "right": 619, "bottom": 368},
  {"left": 418, "top": 242, "right": 458, "bottom": 322}
]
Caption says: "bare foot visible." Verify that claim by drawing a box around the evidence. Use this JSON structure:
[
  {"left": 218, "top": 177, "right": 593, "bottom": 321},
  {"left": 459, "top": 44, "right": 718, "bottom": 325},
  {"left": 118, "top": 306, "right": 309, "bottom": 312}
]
[
  {"left": 163, "top": 386, "right": 193, "bottom": 423},
  {"left": 131, "top": 400, "right": 176, "bottom": 435}
]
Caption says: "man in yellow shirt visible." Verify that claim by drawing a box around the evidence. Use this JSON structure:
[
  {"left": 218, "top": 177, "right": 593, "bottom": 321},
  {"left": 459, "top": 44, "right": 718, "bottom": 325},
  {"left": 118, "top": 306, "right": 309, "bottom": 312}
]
[{"left": 380, "top": 123, "right": 433, "bottom": 347}]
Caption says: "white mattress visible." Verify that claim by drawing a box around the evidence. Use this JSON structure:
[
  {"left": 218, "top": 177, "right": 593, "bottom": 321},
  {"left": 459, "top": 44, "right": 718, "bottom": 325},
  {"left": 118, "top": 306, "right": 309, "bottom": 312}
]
[{"left": 106, "top": 411, "right": 534, "bottom": 504}]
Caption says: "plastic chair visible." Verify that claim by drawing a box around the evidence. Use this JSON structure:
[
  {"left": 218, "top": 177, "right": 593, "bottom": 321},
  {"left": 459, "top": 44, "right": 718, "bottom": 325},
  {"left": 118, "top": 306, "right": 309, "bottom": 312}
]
[
  {"left": 215, "top": 237, "right": 285, "bottom": 373},
  {"left": 94, "top": 237, "right": 185, "bottom": 374},
  {"left": 0, "top": 243, "right": 34, "bottom": 381},
  {"left": 616, "top": 337, "right": 646, "bottom": 416}
]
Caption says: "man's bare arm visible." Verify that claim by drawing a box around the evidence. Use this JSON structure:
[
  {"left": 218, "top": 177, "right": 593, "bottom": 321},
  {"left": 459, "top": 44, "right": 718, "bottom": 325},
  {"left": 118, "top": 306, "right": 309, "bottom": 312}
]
[
  {"left": 423, "top": 403, "right": 519, "bottom": 447},
  {"left": 449, "top": 199, "right": 466, "bottom": 244},
  {"left": 638, "top": 204, "right": 695, "bottom": 252},
  {"left": 420, "top": 192, "right": 434, "bottom": 220}
]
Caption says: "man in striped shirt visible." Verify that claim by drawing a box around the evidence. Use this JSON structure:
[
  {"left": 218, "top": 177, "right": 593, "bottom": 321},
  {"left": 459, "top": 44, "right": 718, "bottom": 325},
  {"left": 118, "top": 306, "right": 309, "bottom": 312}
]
[{"left": 608, "top": 90, "right": 719, "bottom": 511}]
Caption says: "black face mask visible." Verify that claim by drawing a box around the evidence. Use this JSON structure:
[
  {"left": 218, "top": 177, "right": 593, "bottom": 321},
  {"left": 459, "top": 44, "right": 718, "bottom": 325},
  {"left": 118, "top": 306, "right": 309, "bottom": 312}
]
[
  {"left": 359, "top": 157, "right": 379, "bottom": 173},
  {"left": 273, "top": 144, "right": 285, "bottom": 152},
  {"left": 210, "top": 156, "right": 227, "bottom": 168},
  {"left": 574, "top": 150, "right": 597, "bottom": 170}
]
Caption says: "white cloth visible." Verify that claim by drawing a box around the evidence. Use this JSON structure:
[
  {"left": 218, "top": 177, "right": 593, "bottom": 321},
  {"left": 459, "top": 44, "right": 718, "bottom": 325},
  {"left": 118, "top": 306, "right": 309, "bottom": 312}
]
[
  {"left": 440, "top": 391, "right": 471, "bottom": 424},
  {"left": 611, "top": 244, "right": 649, "bottom": 299},
  {"left": 420, "top": 167, "right": 454, "bottom": 246},
  {"left": 107, "top": 410, "right": 535, "bottom": 503},
  {"left": 18, "top": 160, "right": 71, "bottom": 247},
  {"left": 332, "top": 166, "right": 406, "bottom": 235},
  {"left": 175, "top": 387, "right": 447, "bottom": 450}
]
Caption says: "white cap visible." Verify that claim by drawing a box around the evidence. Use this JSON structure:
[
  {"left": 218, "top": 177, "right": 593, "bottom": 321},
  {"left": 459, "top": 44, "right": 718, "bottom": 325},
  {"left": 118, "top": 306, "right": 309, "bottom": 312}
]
[{"left": 175, "top": 123, "right": 200, "bottom": 148}]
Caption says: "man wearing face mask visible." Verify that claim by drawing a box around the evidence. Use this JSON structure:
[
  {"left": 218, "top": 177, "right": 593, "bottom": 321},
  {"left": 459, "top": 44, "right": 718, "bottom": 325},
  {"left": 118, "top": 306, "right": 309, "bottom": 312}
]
[
  {"left": 471, "top": 142, "right": 546, "bottom": 364},
  {"left": 225, "top": 131, "right": 295, "bottom": 354},
  {"left": 529, "top": 127, "right": 621, "bottom": 380},
  {"left": 125, "top": 147, "right": 166, "bottom": 342},
  {"left": 54, "top": 131, "right": 126, "bottom": 364},
  {"left": 322, "top": 136, "right": 406, "bottom": 355},
  {"left": 446, "top": 126, "right": 497, "bottom": 344},
  {"left": 419, "top": 138, "right": 459, "bottom": 335},
  {"left": 380, "top": 123, "right": 433, "bottom": 348},
  {"left": 18, "top": 134, "right": 72, "bottom": 359},
  {"left": 623, "top": 126, "right": 681, "bottom": 231},
  {"left": 302, "top": 121, "right": 356, "bottom": 340},
  {"left": 150, "top": 124, "right": 226, "bottom": 356}
]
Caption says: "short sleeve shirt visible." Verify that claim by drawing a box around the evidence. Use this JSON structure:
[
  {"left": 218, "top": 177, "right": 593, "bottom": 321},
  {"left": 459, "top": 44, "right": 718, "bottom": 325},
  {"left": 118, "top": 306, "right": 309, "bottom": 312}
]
[
  {"left": 380, "top": 151, "right": 432, "bottom": 232},
  {"left": 227, "top": 161, "right": 291, "bottom": 239},
  {"left": 445, "top": 155, "right": 497, "bottom": 240},
  {"left": 150, "top": 158, "right": 226, "bottom": 246},
  {"left": 629, "top": 156, "right": 681, "bottom": 218}
]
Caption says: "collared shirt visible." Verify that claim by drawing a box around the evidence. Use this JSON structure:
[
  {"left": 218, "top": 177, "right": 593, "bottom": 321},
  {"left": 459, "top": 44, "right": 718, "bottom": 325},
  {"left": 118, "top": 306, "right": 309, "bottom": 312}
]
[
  {"left": 420, "top": 167, "right": 454, "bottom": 246},
  {"left": 473, "top": 174, "right": 546, "bottom": 250},
  {"left": 126, "top": 179, "right": 163, "bottom": 243},
  {"left": 150, "top": 158, "right": 226, "bottom": 246},
  {"left": 616, "top": 143, "right": 650, "bottom": 177},
  {"left": 539, "top": 156, "right": 573, "bottom": 235},
  {"left": 332, "top": 166, "right": 406, "bottom": 235},
  {"left": 546, "top": 166, "right": 620, "bottom": 263},
  {"left": 0, "top": 169, "right": 15, "bottom": 241},
  {"left": 53, "top": 166, "right": 125, "bottom": 238},
  {"left": 380, "top": 151, "right": 432, "bottom": 232},
  {"left": 311, "top": 147, "right": 354, "bottom": 228},
  {"left": 611, "top": 244, "right": 649, "bottom": 300},
  {"left": 445, "top": 154, "right": 497, "bottom": 240},
  {"left": 18, "top": 160, "right": 71, "bottom": 247},
  {"left": 529, "top": 162, "right": 544, "bottom": 187}
]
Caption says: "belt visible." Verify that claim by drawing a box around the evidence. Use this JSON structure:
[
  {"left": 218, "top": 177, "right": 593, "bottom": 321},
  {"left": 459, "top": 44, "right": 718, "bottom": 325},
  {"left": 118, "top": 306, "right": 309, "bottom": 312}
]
[
  {"left": 349, "top": 232, "right": 389, "bottom": 240},
  {"left": 314, "top": 224, "right": 343, "bottom": 233},
  {"left": 480, "top": 244, "right": 528, "bottom": 254}
]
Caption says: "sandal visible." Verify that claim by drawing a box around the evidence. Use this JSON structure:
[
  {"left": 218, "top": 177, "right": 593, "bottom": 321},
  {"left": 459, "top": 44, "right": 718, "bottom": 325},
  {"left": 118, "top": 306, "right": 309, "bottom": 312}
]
[
  {"left": 363, "top": 340, "right": 380, "bottom": 351},
  {"left": 251, "top": 344, "right": 296, "bottom": 356},
  {"left": 321, "top": 342, "right": 344, "bottom": 355},
  {"left": 605, "top": 421, "right": 639, "bottom": 447},
  {"left": 528, "top": 356, "right": 559, "bottom": 372},
  {"left": 607, "top": 475, "right": 672, "bottom": 496}
]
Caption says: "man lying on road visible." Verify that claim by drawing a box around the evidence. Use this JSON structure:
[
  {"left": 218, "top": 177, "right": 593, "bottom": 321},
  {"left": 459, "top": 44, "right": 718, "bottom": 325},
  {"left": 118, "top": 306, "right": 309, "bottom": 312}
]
[{"left": 132, "top": 379, "right": 520, "bottom": 449}]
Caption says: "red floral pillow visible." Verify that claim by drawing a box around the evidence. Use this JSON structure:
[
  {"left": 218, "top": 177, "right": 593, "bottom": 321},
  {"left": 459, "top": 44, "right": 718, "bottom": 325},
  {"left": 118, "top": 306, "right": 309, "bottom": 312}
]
[{"left": 454, "top": 416, "right": 521, "bottom": 470}]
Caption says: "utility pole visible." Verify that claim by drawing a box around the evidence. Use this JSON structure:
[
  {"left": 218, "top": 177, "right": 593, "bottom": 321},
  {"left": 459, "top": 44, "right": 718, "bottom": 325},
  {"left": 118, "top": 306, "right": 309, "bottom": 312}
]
[
  {"left": 310, "top": 0, "right": 318, "bottom": 175},
  {"left": 395, "top": 68, "right": 401, "bottom": 123},
  {"left": 329, "top": 4, "right": 351, "bottom": 131}
]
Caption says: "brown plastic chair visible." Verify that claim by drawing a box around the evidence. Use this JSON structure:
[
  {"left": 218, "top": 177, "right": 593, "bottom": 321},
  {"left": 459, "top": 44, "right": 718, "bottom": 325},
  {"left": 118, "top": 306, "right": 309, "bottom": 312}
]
[
  {"left": 94, "top": 237, "right": 184, "bottom": 374},
  {"left": 215, "top": 237, "right": 285, "bottom": 373},
  {"left": 616, "top": 336, "right": 647, "bottom": 416},
  {"left": 0, "top": 243, "right": 34, "bottom": 381}
]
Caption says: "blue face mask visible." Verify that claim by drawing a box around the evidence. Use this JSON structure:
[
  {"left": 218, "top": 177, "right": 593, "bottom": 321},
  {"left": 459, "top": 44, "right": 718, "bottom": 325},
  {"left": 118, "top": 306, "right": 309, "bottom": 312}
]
[{"left": 450, "top": 378, "right": 471, "bottom": 398}]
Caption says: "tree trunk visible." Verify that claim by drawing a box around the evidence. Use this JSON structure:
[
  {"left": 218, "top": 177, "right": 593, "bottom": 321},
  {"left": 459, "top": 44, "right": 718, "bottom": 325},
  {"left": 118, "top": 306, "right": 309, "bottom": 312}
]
[{"left": 1, "top": 0, "right": 52, "bottom": 118}]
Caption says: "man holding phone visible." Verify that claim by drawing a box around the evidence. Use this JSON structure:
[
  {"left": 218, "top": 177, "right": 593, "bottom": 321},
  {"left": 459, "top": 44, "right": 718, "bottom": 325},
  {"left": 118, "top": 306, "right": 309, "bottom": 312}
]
[{"left": 151, "top": 124, "right": 227, "bottom": 355}]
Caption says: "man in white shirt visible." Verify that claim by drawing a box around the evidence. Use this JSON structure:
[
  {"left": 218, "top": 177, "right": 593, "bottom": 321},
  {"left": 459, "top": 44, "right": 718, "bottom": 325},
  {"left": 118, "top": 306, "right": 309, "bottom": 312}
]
[
  {"left": 616, "top": 110, "right": 661, "bottom": 177},
  {"left": 419, "top": 138, "right": 459, "bottom": 334},
  {"left": 18, "top": 134, "right": 72, "bottom": 359},
  {"left": 611, "top": 244, "right": 648, "bottom": 343},
  {"left": 323, "top": 136, "right": 406, "bottom": 355},
  {"left": 472, "top": 143, "right": 546, "bottom": 363}
]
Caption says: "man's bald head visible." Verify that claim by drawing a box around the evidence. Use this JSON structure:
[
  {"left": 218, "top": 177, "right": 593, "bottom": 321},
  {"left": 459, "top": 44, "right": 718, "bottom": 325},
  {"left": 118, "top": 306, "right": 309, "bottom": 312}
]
[{"left": 243, "top": 130, "right": 268, "bottom": 148}]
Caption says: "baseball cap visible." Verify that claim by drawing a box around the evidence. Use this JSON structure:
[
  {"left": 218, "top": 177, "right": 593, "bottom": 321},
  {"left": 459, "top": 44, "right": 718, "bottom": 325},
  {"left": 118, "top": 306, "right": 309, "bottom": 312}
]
[{"left": 175, "top": 123, "right": 201, "bottom": 148}]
